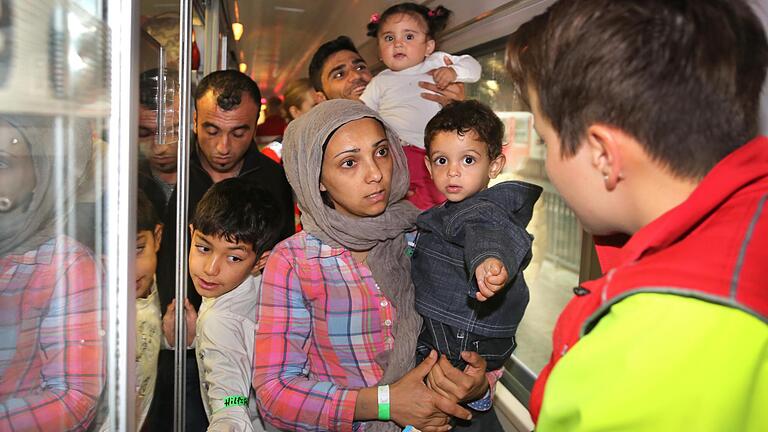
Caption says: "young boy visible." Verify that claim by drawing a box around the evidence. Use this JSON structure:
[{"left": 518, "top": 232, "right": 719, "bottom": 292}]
[
  {"left": 507, "top": 0, "right": 768, "bottom": 430},
  {"left": 188, "top": 178, "right": 281, "bottom": 431},
  {"left": 412, "top": 100, "right": 542, "bottom": 374},
  {"left": 134, "top": 191, "right": 164, "bottom": 430}
]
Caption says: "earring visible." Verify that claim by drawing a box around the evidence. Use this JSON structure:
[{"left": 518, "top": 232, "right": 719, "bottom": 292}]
[{"left": 0, "top": 197, "right": 12, "bottom": 212}]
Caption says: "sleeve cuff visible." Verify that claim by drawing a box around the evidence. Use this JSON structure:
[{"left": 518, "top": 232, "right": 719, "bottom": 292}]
[{"left": 466, "top": 389, "right": 492, "bottom": 411}]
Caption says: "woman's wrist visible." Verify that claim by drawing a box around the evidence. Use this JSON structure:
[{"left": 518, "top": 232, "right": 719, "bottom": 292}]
[{"left": 352, "top": 386, "right": 380, "bottom": 421}]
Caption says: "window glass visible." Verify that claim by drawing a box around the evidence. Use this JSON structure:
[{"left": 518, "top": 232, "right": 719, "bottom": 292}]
[
  {"left": 0, "top": 1, "right": 110, "bottom": 429},
  {"left": 466, "top": 44, "right": 581, "bottom": 373}
]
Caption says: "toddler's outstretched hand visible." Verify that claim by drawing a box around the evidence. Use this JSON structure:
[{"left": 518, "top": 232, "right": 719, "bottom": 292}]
[
  {"left": 475, "top": 257, "right": 509, "bottom": 301},
  {"left": 432, "top": 63, "right": 457, "bottom": 90}
]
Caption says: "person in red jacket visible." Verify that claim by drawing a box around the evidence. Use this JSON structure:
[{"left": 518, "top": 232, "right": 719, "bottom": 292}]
[{"left": 507, "top": 1, "right": 768, "bottom": 430}]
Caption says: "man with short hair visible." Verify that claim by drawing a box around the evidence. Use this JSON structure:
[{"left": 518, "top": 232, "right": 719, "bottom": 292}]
[
  {"left": 147, "top": 70, "right": 294, "bottom": 432},
  {"left": 138, "top": 68, "right": 180, "bottom": 216},
  {"left": 507, "top": 0, "right": 768, "bottom": 430},
  {"left": 309, "top": 35, "right": 464, "bottom": 104}
]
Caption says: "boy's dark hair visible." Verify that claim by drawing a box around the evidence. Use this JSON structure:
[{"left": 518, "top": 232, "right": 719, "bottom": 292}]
[
  {"left": 194, "top": 70, "right": 262, "bottom": 112},
  {"left": 367, "top": 3, "right": 451, "bottom": 39},
  {"left": 506, "top": 0, "right": 768, "bottom": 179},
  {"left": 309, "top": 36, "right": 360, "bottom": 93},
  {"left": 425, "top": 100, "right": 504, "bottom": 159},
  {"left": 137, "top": 189, "right": 161, "bottom": 232},
  {"left": 191, "top": 178, "right": 281, "bottom": 257},
  {"left": 139, "top": 68, "right": 179, "bottom": 110}
]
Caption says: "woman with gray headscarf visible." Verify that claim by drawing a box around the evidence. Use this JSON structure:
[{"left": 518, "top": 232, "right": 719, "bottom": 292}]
[
  {"left": 253, "top": 100, "right": 490, "bottom": 432},
  {"left": 0, "top": 115, "right": 104, "bottom": 430}
]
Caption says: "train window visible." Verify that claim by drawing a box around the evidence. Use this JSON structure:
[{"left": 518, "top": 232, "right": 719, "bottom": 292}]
[
  {"left": 465, "top": 41, "right": 581, "bottom": 379},
  {"left": 0, "top": 0, "right": 139, "bottom": 430}
]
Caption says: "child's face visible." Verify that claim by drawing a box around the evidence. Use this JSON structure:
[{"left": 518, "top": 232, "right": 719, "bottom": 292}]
[
  {"left": 136, "top": 225, "right": 162, "bottom": 299},
  {"left": 188, "top": 227, "right": 258, "bottom": 298},
  {"left": 378, "top": 13, "right": 435, "bottom": 72},
  {"left": 425, "top": 130, "right": 505, "bottom": 202}
]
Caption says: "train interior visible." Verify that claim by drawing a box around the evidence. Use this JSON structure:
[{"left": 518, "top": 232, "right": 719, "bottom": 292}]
[{"left": 0, "top": 0, "right": 766, "bottom": 430}]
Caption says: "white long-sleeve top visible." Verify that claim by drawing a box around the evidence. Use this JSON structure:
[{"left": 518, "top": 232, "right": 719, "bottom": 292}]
[
  {"left": 136, "top": 281, "right": 162, "bottom": 431},
  {"left": 360, "top": 51, "right": 482, "bottom": 148},
  {"left": 196, "top": 275, "right": 266, "bottom": 432}
]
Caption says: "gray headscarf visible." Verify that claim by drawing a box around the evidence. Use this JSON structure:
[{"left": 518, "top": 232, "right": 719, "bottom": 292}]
[
  {"left": 282, "top": 99, "right": 422, "bottom": 431},
  {"left": 0, "top": 115, "right": 93, "bottom": 255}
]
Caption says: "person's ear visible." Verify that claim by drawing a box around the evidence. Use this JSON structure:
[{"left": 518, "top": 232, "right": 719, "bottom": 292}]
[
  {"left": 488, "top": 154, "right": 506, "bottom": 179},
  {"left": 315, "top": 92, "right": 327, "bottom": 102},
  {"left": 586, "top": 124, "right": 625, "bottom": 191},
  {"left": 319, "top": 182, "right": 327, "bottom": 192},
  {"left": 425, "top": 39, "right": 436, "bottom": 57},
  {"left": 193, "top": 110, "right": 197, "bottom": 132},
  {"left": 424, "top": 155, "right": 434, "bottom": 178},
  {"left": 154, "top": 224, "right": 164, "bottom": 251},
  {"left": 188, "top": 224, "right": 195, "bottom": 238},
  {"left": 288, "top": 106, "right": 301, "bottom": 120}
]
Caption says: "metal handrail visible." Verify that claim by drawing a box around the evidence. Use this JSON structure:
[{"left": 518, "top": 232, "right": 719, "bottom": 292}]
[{"left": 174, "top": 0, "right": 193, "bottom": 430}]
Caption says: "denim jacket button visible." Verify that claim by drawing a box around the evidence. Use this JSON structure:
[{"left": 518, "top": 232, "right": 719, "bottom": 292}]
[
  {"left": 380, "top": 300, "right": 388, "bottom": 307},
  {"left": 384, "top": 319, "right": 392, "bottom": 327}
]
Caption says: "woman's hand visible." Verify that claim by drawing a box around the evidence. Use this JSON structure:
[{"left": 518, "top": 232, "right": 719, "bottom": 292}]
[
  {"left": 426, "top": 351, "right": 490, "bottom": 403},
  {"left": 390, "top": 350, "right": 473, "bottom": 432}
]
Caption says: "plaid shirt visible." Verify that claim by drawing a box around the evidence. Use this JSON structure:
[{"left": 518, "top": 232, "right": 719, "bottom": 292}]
[
  {"left": 0, "top": 236, "right": 104, "bottom": 431},
  {"left": 253, "top": 232, "right": 396, "bottom": 432}
]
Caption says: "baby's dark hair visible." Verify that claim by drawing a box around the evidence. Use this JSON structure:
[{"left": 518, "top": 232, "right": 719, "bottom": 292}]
[
  {"left": 191, "top": 178, "right": 282, "bottom": 257},
  {"left": 367, "top": 3, "right": 451, "bottom": 39},
  {"left": 137, "top": 189, "right": 161, "bottom": 233},
  {"left": 425, "top": 100, "right": 504, "bottom": 159}
]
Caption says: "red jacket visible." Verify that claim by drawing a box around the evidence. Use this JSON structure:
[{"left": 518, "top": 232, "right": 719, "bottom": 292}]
[{"left": 530, "top": 136, "right": 768, "bottom": 421}]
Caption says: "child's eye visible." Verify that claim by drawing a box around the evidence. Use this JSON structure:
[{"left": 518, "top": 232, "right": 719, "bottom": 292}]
[
  {"left": 463, "top": 156, "right": 476, "bottom": 165},
  {"left": 195, "top": 244, "right": 210, "bottom": 253},
  {"left": 333, "top": 70, "right": 345, "bottom": 79},
  {"left": 341, "top": 159, "right": 356, "bottom": 168},
  {"left": 228, "top": 256, "right": 243, "bottom": 263},
  {"left": 434, "top": 156, "right": 447, "bottom": 165},
  {"left": 376, "top": 147, "right": 389, "bottom": 157},
  {"left": 406, "top": 33, "right": 415, "bottom": 40},
  {"left": 136, "top": 245, "right": 146, "bottom": 255},
  {"left": 383, "top": 35, "right": 394, "bottom": 43}
]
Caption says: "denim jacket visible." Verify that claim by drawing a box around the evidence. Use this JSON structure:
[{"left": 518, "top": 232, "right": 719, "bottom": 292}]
[{"left": 412, "top": 181, "right": 542, "bottom": 338}]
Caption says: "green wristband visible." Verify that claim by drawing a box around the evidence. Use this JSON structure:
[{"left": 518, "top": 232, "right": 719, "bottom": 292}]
[{"left": 377, "top": 385, "right": 391, "bottom": 421}]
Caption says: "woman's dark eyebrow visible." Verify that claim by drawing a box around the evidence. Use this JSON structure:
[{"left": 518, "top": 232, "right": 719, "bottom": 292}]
[{"left": 332, "top": 147, "right": 360, "bottom": 158}]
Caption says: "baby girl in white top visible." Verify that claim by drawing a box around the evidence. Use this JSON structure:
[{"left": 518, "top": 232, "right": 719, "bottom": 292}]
[{"left": 361, "top": 3, "right": 481, "bottom": 149}]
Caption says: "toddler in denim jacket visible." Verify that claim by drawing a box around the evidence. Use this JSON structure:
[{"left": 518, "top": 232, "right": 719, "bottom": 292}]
[{"left": 412, "top": 100, "right": 542, "bottom": 372}]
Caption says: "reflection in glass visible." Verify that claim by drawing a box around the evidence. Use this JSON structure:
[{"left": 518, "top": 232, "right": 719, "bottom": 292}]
[
  {"left": 0, "top": 115, "right": 105, "bottom": 431},
  {"left": 467, "top": 48, "right": 581, "bottom": 373}
]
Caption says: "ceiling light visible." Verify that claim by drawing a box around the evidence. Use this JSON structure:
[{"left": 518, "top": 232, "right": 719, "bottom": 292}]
[
  {"left": 232, "top": 22, "right": 244, "bottom": 41},
  {"left": 239, "top": 62, "right": 247, "bottom": 73}
]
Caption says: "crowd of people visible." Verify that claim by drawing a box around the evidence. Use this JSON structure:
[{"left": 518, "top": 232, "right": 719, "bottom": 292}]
[{"left": 1, "top": 1, "right": 766, "bottom": 431}]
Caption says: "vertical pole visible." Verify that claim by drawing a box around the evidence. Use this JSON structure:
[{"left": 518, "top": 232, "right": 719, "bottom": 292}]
[
  {"left": 107, "top": 0, "right": 138, "bottom": 430},
  {"left": 175, "top": 0, "right": 193, "bottom": 431}
]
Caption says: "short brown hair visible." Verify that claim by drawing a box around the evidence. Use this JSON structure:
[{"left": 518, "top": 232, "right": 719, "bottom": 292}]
[
  {"left": 425, "top": 100, "right": 504, "bottom": 160},
  {"left": 507, "top": 0, "right": 768, "bottom": 179}
]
